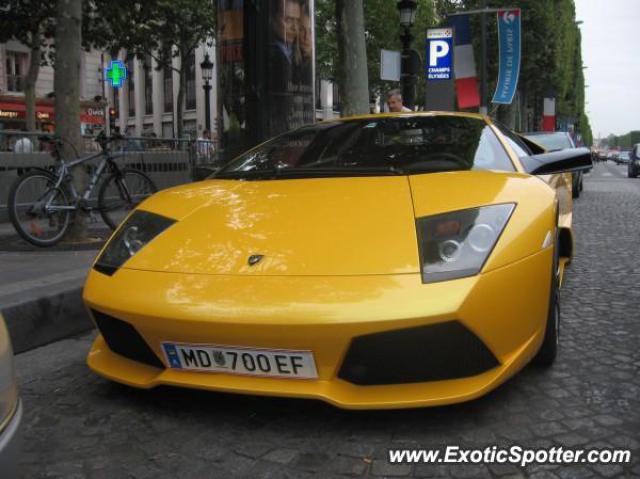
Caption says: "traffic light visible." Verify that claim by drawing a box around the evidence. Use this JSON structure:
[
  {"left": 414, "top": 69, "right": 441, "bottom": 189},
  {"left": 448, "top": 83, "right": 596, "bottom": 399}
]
[{"left": 109, "top": 107, "right": 117, "bottom": 130}]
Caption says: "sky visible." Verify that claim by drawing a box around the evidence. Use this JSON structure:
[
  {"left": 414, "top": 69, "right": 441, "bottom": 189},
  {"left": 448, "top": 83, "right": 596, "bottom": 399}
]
[{"left": 574, "top": 0, "right": 640, "bottom": 139}]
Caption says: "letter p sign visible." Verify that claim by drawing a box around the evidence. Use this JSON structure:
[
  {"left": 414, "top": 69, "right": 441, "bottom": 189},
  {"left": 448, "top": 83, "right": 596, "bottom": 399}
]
[
  {"left": 426, "top": 29, "right": 453, "bottom": 81},
  {"left": 429, "top": 40, "right": 450, "bottom": 67}
]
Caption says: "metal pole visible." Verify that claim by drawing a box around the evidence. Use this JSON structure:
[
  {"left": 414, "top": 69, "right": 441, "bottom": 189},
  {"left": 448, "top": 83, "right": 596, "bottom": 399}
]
[
  {"left": 401, "top": 28, "right": 415, "bottom": 109},
  {"left": 204, "top": 82, "right": 212, "bottom": 131},
  {"left": 479, "top": 2, "right": 488, "bottom": 115}
]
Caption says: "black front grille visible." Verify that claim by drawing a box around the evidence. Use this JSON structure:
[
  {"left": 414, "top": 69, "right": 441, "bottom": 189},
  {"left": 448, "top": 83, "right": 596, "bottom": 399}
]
[
  {"left": 91, "top": 310, "right": 165, "bottom": 369},
  {"left": 338, "top": 321, "right": 499, "bottom": 386}
]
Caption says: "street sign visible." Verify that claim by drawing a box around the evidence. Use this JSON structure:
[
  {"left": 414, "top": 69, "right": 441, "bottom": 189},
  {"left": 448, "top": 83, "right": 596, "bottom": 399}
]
[
  {"left": 105, "top": 60, "right": 128, "bottom": 89},
  {"left": 426, "top": 28, "right": 453, "bottom": 81},
  {"left": 380, "top": 49, "right": 401, "bottom": 82}
]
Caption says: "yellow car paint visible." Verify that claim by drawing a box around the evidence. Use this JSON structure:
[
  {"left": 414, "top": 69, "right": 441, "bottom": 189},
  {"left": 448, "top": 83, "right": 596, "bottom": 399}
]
[{"left": 84, "top": 113, "right": 572, "bottom": 409}]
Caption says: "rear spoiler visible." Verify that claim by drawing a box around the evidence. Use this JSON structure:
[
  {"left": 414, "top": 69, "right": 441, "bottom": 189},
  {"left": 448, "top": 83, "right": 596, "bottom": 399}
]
[{"left": 520, "top": 147, "right": 593, "bottom": 175}]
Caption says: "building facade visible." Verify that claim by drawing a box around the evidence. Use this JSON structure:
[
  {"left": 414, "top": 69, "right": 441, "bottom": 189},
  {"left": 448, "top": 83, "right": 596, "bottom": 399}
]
[
  {"left": 0, "top": 40, "right": 105, "bottom": 133},
  {"left": 106, "top": 43, "right": 217, "bottom": 140}
]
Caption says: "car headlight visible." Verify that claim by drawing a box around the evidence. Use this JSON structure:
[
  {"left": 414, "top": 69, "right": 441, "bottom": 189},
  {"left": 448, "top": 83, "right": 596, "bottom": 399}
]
[
  {"left": 0, "top": 314, "right": 18, "bottom": 430},
  {"left": 416, "top": 204, "right": 515, "bottom": 283},
  {"left": 94, "top": 210, "right": 176, "bottom": 275}
]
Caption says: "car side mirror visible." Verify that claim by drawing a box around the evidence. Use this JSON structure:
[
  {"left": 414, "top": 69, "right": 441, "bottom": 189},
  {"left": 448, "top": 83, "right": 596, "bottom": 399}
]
[{"left": 520, "top": 147, "right": 593, "bottom": 175}]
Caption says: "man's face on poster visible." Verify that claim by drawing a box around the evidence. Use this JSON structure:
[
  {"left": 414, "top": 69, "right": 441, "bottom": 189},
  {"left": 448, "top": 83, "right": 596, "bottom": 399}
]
[{"left": 273, "top": 0, "right": 301, "bottom": 44}]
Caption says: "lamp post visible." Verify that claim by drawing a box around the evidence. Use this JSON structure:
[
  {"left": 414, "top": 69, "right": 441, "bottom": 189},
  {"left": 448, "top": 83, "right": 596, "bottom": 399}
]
[
  {"left": 200, "top": 52, "right": 214, "bottom": 131},
  {"left": 397, "top": 0, "right": 418, "bottom": 109}
]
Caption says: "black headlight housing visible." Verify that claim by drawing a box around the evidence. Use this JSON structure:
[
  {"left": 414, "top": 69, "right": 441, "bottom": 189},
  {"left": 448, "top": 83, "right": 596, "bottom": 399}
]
[
  {"left": 93, "top": 210, "right": 176, "bottom": 276},
  {"left": 416, "top": 203, "right": 515, "bottom": 283}
]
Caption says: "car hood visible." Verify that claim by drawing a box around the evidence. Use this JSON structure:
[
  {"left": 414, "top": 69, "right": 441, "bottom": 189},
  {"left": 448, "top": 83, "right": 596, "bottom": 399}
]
[
  {"left": 122, "top": 171, "right": 549, "bottom": 276},
  {"left": 123, "top": 176, "right": 419, "bottom": 275}
]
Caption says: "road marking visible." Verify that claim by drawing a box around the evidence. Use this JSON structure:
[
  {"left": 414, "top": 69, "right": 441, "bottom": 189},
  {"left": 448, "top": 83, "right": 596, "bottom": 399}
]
[{"left": 601, "top": 172, "right": 613, "bottom": 177}]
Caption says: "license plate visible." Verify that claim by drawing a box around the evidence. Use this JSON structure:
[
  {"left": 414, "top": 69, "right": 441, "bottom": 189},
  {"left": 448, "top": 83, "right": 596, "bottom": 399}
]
[{"left": 161, "top": 342, "right": 318, "bottom": 379}]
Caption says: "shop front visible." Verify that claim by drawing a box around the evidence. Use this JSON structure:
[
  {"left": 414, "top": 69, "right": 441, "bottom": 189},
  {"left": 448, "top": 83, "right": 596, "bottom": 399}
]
[
  {"left": 0, "top": 98, "right": 55, "bottom": 132},
  {"left": 0, "top": 97, "right": 105, "bottom": 133}
]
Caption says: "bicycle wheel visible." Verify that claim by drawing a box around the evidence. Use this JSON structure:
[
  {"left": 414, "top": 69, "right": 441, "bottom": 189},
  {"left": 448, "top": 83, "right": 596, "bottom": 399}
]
[
  {"left": 98, "top": 168, "right": 157, "bottom": 230},
  {"left": 8, "top": 169, "right": 72, "bottom": 247}
]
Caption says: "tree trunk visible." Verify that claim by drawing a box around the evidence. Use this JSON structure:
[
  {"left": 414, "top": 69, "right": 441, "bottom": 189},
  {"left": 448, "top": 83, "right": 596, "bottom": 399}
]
[
  {"left": 55, "top": 0, "right": 86, "bottom": 240},
  {"left": 335, "top": 0, "right": 369, "bottom": 116},
  {"left": 175, "top": 54, "right": 186, "bottom": 138},
  {"left": 25, "top": 44, "right": 41, "bottom": 132},
  {"left": 497, "top": 103, "right": 516, "bottom": 130}
]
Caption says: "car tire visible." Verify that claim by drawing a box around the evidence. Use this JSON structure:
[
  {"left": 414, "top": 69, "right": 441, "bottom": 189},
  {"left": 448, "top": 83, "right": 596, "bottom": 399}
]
[
  {"left": 532, "top": 241, "right": 560, "bottom": 367},
  {"left": 572, "top": 175, "right": 580, "bottom": 199}
]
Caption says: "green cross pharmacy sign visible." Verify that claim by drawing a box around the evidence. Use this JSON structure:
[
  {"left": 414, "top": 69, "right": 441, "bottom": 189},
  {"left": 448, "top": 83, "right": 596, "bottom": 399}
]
[{"left": 105, "top": 60, "right": 128, "bottom": 89}]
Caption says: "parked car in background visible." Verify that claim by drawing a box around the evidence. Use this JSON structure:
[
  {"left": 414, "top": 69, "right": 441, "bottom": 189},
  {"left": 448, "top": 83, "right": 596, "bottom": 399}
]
[
  {"left": 615, "top": 151, "right": 631, "bottom": 165},
  {"left": 523, "top": 131, "right": 584, "bottom": 198},
  {"left": 0, "top": 313, "right": 22, "bottom": 479},
  {"left": 628, "top": 144, "right": 640, "bottom": 178}
]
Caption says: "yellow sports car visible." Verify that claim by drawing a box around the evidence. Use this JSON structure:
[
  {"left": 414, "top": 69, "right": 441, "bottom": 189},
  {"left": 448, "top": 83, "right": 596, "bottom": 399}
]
[{"left": 84, "top": 112, "right": 592, "bottom": 409}]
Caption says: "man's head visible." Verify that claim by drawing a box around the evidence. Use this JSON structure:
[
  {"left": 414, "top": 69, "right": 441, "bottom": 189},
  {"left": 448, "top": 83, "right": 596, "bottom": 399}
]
[
  {"left": 202, "top": 129, "right": 210, "bottom": 139},
  {"left": 386, "top": 89, "right": 405, "bottom": 112},
  {"left": 272, "top": 0, "right": 301, "bottom": 44}
]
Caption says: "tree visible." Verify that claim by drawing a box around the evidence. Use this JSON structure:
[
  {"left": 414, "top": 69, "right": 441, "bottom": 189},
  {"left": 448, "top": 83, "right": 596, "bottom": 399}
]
[
  {"left": 87, "top": 0, "right": 216, "bottom": 138},
  {"left": 55, "top": 0, "right": 86, "bottom": 240},
  {"left": 452, "top": 0, "right": 590, "bottom": 141},
  {"left": 316, "top": 0, "right": 435, "bottom": 109},
  {"left": 335, "top": 0, "right": 369, "bottom": 115},
  {"left": 0, "top": 0, "right": 55, "bottom": 130}
]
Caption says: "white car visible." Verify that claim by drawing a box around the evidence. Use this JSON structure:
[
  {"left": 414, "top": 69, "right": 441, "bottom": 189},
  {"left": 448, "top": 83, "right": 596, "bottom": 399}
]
[{"left": 0, "top": 313, "right": 21, "bottom": 479}]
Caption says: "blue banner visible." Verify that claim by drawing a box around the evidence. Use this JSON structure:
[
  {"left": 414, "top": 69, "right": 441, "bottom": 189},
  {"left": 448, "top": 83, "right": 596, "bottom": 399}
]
[{"left": 492, "top": 9, "right": 521, "bottom": 104}]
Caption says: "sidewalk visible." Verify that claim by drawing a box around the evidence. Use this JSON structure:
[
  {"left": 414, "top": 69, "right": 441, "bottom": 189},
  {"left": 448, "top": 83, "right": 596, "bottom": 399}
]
[{"left": 0, "top": 222, "right": 106, "bottom": 352}]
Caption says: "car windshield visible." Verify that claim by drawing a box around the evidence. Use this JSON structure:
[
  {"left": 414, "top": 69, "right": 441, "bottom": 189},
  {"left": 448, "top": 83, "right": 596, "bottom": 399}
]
[
  {"left": 525, "top": 132, "right": 574, "bottom": 151},
  {"left": 214, "top": 116, "right": 515, "bottom": 179}
]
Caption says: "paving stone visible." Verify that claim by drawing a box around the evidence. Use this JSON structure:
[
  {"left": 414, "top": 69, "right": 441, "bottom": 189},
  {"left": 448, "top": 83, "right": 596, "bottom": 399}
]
[
  {"left": 370, "top": 459, "right": 412, "bottom": 476},
  {"left": 262, "top": 448, "right": 299, "bottom": 465},
  {"left": 12, "top": 163, "right": 640, "bottom": 478}
]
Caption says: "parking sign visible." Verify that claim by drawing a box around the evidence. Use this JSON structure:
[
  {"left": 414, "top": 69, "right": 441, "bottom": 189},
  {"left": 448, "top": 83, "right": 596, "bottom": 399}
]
[{"left": 426, "top": 28, "right": 453, "bottom": 81}]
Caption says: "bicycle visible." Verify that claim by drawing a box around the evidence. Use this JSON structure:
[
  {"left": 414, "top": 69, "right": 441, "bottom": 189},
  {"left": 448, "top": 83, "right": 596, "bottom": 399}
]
[{"left": 8, "top": 132, "right": 157, "bottom": 247}]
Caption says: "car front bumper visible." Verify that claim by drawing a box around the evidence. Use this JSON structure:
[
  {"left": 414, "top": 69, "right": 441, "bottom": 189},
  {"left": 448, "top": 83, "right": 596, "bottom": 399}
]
[
  {"left": 0, "top": 400, "right": 23, "bottom": 479},
  {"left": 84, "top": 248, "right": 553, "bottom": 409}
]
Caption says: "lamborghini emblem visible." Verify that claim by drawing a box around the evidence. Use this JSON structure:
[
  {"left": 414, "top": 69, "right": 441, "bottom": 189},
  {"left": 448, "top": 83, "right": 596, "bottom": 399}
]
[{"left": 248, "top": 254, "right": 264, "bottom": 266}]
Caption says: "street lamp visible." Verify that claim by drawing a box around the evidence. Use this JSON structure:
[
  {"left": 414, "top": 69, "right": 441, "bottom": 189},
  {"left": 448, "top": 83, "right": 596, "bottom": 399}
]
[
  {"left": 397, "top": 0, "right": 419, "bottom": 109},
  {"left": 397, "top": 0, "right": 418, "bottom": 28},
  {"left": 200, "top": 52, "right": 214, "bottom": 131}
]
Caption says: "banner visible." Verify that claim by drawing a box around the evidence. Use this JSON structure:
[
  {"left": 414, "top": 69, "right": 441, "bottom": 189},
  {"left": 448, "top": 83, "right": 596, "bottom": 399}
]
[
  {"left": 542, "top": 97, "right": 556, "bottom": 131},
  {"left": 447, "top": 14, "right": 480, "bottom": 109},
  {"left": 492, "top": 9, "right": 521, "bottom": 105}
]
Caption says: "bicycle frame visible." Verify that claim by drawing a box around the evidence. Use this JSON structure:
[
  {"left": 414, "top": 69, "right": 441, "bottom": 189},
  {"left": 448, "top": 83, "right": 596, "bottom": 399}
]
[{"left": 44, "top": 149, "right": 125, "bottom": 213}]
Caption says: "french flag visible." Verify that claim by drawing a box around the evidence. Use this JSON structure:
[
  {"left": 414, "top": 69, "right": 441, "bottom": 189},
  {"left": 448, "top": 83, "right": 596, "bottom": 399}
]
[
  {"left": 542, "top": 97, "right": 556, "bottom": 131},
  {"left": 449, "top": 15, "right": 480, "bottom": 109}
]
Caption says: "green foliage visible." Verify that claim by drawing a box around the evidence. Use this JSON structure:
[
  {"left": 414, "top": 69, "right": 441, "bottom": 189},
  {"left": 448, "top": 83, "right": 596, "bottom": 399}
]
[
  {"left": 86, "top": 0, "right": 215, "bottom": 71},
  {"left": 316, "top": 0, "right": 436, "bottom": 94},
  {"left": 604, "top": 131, "right": 640, "bottom": 149},
  {"left": 0, "top": 0, "right": 55, "bottom": 62},
  {"left": 450, "top": 0, "right": 590, "bottom": 141},
  {"left": 86, "top": 0, "right": 216, "bottom": 137}
]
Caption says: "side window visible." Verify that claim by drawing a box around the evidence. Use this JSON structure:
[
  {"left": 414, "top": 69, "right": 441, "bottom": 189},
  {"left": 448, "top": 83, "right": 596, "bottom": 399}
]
[
  {"left": 472, "top": 127, "right": 516, "bottom": 172},
  {"left": 495, "top": 124, "right": 532, "bottom": 158}
]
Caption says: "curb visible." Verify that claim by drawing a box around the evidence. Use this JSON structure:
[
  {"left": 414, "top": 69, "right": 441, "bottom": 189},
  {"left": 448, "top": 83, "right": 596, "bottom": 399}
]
[{"left": 3, "top": 287, "right": 94, "bottom": 354}]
